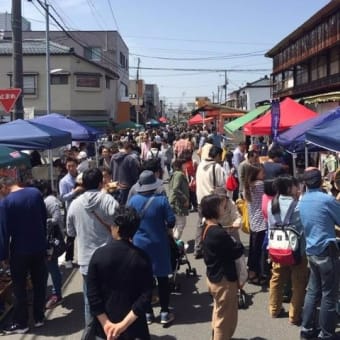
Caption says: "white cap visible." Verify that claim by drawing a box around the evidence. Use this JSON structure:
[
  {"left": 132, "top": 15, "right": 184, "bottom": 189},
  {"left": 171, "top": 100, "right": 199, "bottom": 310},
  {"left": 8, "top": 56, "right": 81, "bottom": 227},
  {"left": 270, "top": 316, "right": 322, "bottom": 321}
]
[{"left": 77, "top": 151, "right": 87, "bottom": 160}]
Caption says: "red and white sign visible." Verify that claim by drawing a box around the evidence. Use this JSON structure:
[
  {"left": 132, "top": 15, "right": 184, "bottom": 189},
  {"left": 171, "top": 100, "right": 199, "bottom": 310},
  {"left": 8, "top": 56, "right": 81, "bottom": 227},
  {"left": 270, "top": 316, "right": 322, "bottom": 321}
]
[{"left": 0, "top": 88, "right": 22, "bottom": 113}]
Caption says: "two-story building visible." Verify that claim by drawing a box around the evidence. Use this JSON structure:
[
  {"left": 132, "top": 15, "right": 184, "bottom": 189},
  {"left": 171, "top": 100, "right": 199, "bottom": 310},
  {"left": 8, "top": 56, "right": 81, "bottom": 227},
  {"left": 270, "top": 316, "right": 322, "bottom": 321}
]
[
  {"left": 3, "top": 29, "right": 129, "bottom": 125},
  {"left": 226, "top": 76, "right": 271, "bottom": 110},
  {"left": 0, "top": 39, "right": 119, "bottom": 127},
  {"left": 265, "top": 1, "right": 339, "bottom": 113}
]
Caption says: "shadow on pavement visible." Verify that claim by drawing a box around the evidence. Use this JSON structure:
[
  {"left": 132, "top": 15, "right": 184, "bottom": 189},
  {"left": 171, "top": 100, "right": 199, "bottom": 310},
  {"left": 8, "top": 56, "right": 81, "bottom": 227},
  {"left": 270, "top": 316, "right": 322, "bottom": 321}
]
[
  {"left": 151, "top": 336, "right": 177, "bottom": 340},
  {"left": 33, "top": 292, "right": 84, "bottom": 336},
  {"left": 169, "top": 271, "right": 212, "bottom": 325}
]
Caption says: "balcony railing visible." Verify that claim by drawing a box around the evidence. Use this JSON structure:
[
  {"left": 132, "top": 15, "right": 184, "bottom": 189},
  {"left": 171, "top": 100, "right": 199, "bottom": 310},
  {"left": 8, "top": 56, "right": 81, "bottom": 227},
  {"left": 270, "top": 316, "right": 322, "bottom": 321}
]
[{"left": 273, "top": 73, "right": 340, "bottom": 97}]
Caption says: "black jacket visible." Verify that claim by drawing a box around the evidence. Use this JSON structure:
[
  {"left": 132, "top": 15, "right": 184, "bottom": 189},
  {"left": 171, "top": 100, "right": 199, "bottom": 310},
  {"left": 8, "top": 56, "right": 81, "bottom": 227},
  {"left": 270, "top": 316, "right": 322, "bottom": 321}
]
[
  {"left": 87, "top": 238, "right": 153, "bottom": 340},
  {"left": 203, "top": 224, "right": 244, "bottom": 283}
]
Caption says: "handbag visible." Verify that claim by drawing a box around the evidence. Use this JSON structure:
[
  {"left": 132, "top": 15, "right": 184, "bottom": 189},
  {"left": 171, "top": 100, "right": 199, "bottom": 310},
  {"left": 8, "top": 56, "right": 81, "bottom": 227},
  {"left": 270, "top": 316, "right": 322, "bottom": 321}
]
[
  {"left": 226, "top": 173, "right": 238, "bottom": 191},
  {"left": 235, "top": 198, "right": 250, "bottom": 234},
  {"left": 47, "top": 222, "right": 66, "bottom": 258}
]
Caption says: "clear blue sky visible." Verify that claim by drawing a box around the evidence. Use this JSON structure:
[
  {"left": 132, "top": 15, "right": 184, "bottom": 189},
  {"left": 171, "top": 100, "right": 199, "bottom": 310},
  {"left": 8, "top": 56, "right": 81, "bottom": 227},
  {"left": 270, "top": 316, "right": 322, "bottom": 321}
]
[{"left": 0, "top": 0, "right": 331, "bottom": 108}]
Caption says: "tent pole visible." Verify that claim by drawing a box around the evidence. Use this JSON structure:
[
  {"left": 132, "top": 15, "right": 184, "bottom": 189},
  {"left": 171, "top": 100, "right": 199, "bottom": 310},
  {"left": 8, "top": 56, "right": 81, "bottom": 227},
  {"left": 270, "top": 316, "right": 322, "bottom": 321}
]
[
  {"left": 48, "top": 149, "right": 54, "bottom": 192},
  {"left": 292, "top": 152, "right": 297, "bottom": 177},
  {"left": 95, "top": 141, "right": 99, "bottom": 167},
  {"left": 304, "top": 144, "right": 309, "bottom": 168}
]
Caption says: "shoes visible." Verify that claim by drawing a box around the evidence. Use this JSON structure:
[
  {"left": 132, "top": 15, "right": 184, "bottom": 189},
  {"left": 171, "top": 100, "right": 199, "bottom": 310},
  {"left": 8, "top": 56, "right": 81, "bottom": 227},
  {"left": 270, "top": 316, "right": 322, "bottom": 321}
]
[
  {"left": 160, "top": 312, "right": 175, "bottom": 325},
  {"left": 288, "top": 318, "right": 301, "bottom": 326},
  {"left": 300, "top": 328, "right": 320, "bottom": 339},
  {"left": 145, "top": 313, "right": 155, "bottom": 325},
  {"left": 64, "top": 261, "right": 73, "bottom": 269},
  {"left": 194, "top": 251, "right": 203, "bottom": 259},
  {"left": 45, "top": 295, "right": 62, "bottom": 309},
  {"left": 271, "top": 308, "right": 287, "bottom": 318},
  {"left": 248, "top": 276, "right": 267, "bottom": 286},
  {"left": 4, "top": 323, "right": 29, "bottom": 334},
  {"left": 34, "top": 320, "right": 44, "bottom": 328}
]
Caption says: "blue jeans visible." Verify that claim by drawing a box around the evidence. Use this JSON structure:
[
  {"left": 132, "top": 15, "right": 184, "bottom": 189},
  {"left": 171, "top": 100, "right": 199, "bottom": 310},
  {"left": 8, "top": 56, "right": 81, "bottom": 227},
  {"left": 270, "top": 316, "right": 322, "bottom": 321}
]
[
  {"left": 302, "top": 253, "right": 340, "bottom": 339},
  {"left": 82, "top": 274, "right": 92, "bottom": 327},
  {"left": 47, "top": 258, "right": 62, "bottom": 297}
]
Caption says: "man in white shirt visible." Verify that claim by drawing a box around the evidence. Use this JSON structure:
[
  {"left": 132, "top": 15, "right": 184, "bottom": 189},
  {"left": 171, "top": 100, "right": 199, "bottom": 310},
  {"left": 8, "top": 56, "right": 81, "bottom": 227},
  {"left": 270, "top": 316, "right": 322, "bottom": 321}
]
[{"left": 194, "top": 146, "right": 225, "bottom": 258}]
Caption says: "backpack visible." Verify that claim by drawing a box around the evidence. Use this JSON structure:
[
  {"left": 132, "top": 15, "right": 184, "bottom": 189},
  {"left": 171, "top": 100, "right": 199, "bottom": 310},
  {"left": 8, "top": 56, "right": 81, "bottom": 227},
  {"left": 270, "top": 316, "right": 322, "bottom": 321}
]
[{"left": 268, "top": 201, "right": 301, "bottom": 266}]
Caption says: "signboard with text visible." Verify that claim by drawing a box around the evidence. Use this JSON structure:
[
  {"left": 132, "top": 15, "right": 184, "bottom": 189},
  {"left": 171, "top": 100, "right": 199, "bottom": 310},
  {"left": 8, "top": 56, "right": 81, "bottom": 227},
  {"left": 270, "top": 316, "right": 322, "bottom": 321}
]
[{"left": 0, "top": 88, "right": 22, "bottom": 113}]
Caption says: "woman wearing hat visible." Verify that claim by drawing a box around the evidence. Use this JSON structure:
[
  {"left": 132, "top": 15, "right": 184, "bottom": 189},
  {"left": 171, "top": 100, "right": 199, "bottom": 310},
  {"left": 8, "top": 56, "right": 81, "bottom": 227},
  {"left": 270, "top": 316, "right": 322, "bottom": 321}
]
[{"left": 128, "top": 170, "right": 176, "bottom": 325}]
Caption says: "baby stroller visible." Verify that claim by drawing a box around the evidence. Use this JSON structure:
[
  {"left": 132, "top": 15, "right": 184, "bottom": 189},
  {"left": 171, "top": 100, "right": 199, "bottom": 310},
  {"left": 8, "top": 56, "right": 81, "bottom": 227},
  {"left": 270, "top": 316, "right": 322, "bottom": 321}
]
[{"left": 169, "top": 236, "right": 197, "bottom": 292}]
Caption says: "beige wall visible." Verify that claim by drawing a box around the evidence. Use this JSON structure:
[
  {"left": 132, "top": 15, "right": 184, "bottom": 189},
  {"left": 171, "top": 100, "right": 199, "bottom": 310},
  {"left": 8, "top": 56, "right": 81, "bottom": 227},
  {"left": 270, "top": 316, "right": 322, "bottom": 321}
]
[{"left": 0, "top": 54, "right": 118, "bottom": 120}]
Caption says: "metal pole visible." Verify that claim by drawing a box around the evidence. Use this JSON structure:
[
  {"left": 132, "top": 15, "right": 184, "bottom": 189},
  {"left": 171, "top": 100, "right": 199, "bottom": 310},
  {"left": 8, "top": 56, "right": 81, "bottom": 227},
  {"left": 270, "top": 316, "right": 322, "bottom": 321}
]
[
  {"left": 44, "top": 0, "right": 54, "bottom": 191},
  {"left": 224, "top": 70, "right": 227, "bottom": 103},
  {"left": 136, "top": 57, "right": 140, "bottom": 124},
  {"left": 45, "top": 0, "right": 51, "bottom": 114},
  {"left": 292, "top": 152, "right": 297, "bottom": 177},
  {"left": 12, "top": 0, "right": 24, "bottom": 119},
  {"left": 304, "top": 144, "right": 309, "bottom": 168}
]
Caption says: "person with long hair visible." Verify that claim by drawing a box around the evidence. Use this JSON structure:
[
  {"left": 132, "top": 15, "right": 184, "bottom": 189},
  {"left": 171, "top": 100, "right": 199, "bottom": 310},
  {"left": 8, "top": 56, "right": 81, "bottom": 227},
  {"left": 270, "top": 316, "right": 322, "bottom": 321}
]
[
  {"left": 201, "top": 194, "right": 244, "bottom": 340},
  {"left": 267, "top": 175, "right": 308, "bottom": 324},
  {"left": 244, "top": 163, "right": 267, "bottom": 284}
]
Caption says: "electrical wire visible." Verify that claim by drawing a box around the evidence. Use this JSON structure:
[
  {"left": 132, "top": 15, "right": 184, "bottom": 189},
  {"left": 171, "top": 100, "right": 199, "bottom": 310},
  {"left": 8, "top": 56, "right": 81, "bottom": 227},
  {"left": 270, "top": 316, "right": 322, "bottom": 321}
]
[
  {"left": 34, "top": 0, "right": 123, "bottom": 71},
  {"left": 129, "top": 51, "right": 266, "bottom": 61},
  {"left": 85, "top": 0, "right": 107, "bottom": 30},
  {"left": 106, "top": 0, "right": 120, "bottom": 32},
  {"left": 129, "top": 66, "right": 271, "bottom": 72}
]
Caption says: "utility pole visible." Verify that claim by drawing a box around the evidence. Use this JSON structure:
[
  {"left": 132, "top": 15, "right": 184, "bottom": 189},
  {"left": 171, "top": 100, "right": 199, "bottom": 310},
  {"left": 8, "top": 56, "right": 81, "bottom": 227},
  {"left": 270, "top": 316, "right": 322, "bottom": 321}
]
[
  {"left": 136, "top": 57, "right": 140, "bottom": 124},
  {"left": 224, "top": 70, "right": 228, "bottom": 103},
  {"left": 12, "top": 0, "right": 24, "bottom": 119},
  {"left": 45, "top": 0, "right": 51, "bottom": 114}
]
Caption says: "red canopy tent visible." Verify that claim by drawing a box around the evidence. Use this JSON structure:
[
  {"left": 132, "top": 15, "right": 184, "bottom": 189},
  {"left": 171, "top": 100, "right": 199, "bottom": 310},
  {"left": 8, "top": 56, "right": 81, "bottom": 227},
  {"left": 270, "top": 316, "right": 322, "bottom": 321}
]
[
  {"left": 188, "top": 114, "right": 214, "bottom": 126},
  {"left": 243, "top": 97, "right": 317, "bottom": 135},
  {"left": 159, "top": 116, "right": 167, "bottom": 123}
]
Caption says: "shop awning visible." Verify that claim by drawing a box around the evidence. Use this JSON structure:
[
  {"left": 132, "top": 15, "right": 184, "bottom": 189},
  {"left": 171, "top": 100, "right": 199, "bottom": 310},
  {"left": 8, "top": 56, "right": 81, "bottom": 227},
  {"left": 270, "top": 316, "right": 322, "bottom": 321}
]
[{"left": 224, "top": 104, "right": 270, "bottom": 133}]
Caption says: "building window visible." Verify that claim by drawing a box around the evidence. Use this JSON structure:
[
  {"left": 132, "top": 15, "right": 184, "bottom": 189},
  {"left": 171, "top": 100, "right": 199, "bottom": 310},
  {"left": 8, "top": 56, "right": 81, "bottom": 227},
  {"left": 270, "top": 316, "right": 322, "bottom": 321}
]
[
  {"left": 120, "top": 52, "right": 126, "bottom": 68},
  {"left": 75, "top": 74, "right": 101, "bottom": 88},
  {"left": 119, "top": 82, "right": 128, "bottom": 97},
  {"left": 9, "top": 74, "right": 37, "bottom": 95},
  {"left": 330, "top": 46, "right": 339, "bottom": 75},
  {"left": 296, "top": 64, "right": 308, "bottom": 85},
  {"left": 105, "top": 77, "right": 111, "bottom": 89},
  {"left": 84, "top": 47, "right": 102, "bottom": 61},
  {"left": 51, "top": 74, "right": 69, "bottom": 85}
]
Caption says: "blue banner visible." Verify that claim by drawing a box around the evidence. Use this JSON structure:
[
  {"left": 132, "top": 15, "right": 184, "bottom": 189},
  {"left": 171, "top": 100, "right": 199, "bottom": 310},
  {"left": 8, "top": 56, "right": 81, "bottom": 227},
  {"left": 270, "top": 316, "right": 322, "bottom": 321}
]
[{"left": 271, "top": 99, "right": 280, "bottom": 142}]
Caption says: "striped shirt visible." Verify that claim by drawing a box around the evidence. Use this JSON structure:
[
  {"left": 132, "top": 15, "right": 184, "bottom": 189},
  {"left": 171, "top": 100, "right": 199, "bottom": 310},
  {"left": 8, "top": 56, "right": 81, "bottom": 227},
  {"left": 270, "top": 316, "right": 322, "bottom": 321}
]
[{"left": 247, "top": 180, "right": 266, "bottom": 232}]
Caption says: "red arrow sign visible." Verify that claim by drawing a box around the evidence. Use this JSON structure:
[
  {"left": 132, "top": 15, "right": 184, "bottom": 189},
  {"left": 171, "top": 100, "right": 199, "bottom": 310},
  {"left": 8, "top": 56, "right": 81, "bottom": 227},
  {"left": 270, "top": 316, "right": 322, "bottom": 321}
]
[{"left": 0, "top": 88, "right": 22, "bottom": 113}]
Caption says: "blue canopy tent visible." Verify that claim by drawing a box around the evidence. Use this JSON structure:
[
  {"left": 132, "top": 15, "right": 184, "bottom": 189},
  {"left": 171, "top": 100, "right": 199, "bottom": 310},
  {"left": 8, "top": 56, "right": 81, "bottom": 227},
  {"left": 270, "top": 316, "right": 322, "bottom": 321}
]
[
  {"left": 0, "top": 119, "right": 72, "bottom": 189},
  {"left": 277, "top": 107, "right": 340, "bottom": 153},
  {"left": 31, "top": 113, "right": 102, "bottom": 141},
  {"left": 306, "top": 110, "right": 340, "bottom": 152},
  {"left": 0, "top": 119, "right": 72, "bottom": 149}
]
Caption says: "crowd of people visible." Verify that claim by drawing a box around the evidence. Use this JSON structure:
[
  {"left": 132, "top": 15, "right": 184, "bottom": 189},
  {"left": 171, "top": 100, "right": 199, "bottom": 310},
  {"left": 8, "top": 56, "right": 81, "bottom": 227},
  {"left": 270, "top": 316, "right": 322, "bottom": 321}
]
[{"left": 0, "top": 124, "right": 339, "bottom": 340}]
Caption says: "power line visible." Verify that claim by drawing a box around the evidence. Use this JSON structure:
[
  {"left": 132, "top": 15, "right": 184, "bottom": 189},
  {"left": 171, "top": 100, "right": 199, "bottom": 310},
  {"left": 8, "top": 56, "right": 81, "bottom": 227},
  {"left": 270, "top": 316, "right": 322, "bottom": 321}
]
[
  {"left": 124, "top": 34, "right": 273, "bottom": 46},
  {"left": 129, "top": 66, "right": 271, "bottom": 72},
  {"left": 33, "top": 0, "right": 123, "bottom": 71},
  {"left": 106, "top": 0, "right": 120, "bottom": 32},
  {"left": 85, "top": 0, "right": 106, "bottom": 30},
  {"left": 129, "top": 51, "right": 266, "bottom": 61}
]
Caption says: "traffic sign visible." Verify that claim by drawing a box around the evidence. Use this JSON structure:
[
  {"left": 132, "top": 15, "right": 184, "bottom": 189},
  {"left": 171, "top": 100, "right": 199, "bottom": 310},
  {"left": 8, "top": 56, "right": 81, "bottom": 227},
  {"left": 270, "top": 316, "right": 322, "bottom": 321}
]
[{"left": 0, "top": 88, "right": 22, "bottom": 113}]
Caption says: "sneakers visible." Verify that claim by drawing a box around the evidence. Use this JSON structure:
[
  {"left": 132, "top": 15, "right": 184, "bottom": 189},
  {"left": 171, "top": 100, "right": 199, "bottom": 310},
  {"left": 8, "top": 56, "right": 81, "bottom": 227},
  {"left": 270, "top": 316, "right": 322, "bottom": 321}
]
[
  {"left": 300, "top": 328, "right": 320, "bottom": 339},
  {"left": 4, "top": 323, "right": 29, "bottom": 334},
  {"left": 64, "top": 261, "right": 73, "bottom": 269},
  {"left": 145, "top": 313, "right": 154, "bottom": 325},
  {"left": 160, "top": 312, "right": 175, "bottom": 325},
  {"left": 34, "top": 320, "right": 44, "bottom": 328},
  {"left": 45, "top": 295, "right": 62, "bottom": 309}
]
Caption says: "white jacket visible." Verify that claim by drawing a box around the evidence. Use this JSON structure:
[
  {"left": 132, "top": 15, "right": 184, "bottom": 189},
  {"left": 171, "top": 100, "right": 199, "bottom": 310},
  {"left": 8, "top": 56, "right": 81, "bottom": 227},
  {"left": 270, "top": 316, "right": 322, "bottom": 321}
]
[{"left": 196, "top": 159, "right": 225, "bottom": 204}]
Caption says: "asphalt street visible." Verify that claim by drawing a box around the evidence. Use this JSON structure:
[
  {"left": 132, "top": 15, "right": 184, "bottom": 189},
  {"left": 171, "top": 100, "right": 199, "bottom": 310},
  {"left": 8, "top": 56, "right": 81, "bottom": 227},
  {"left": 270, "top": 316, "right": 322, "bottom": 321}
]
[{"left": 4, "top": 209, "right": 339, "bottom": 339}]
